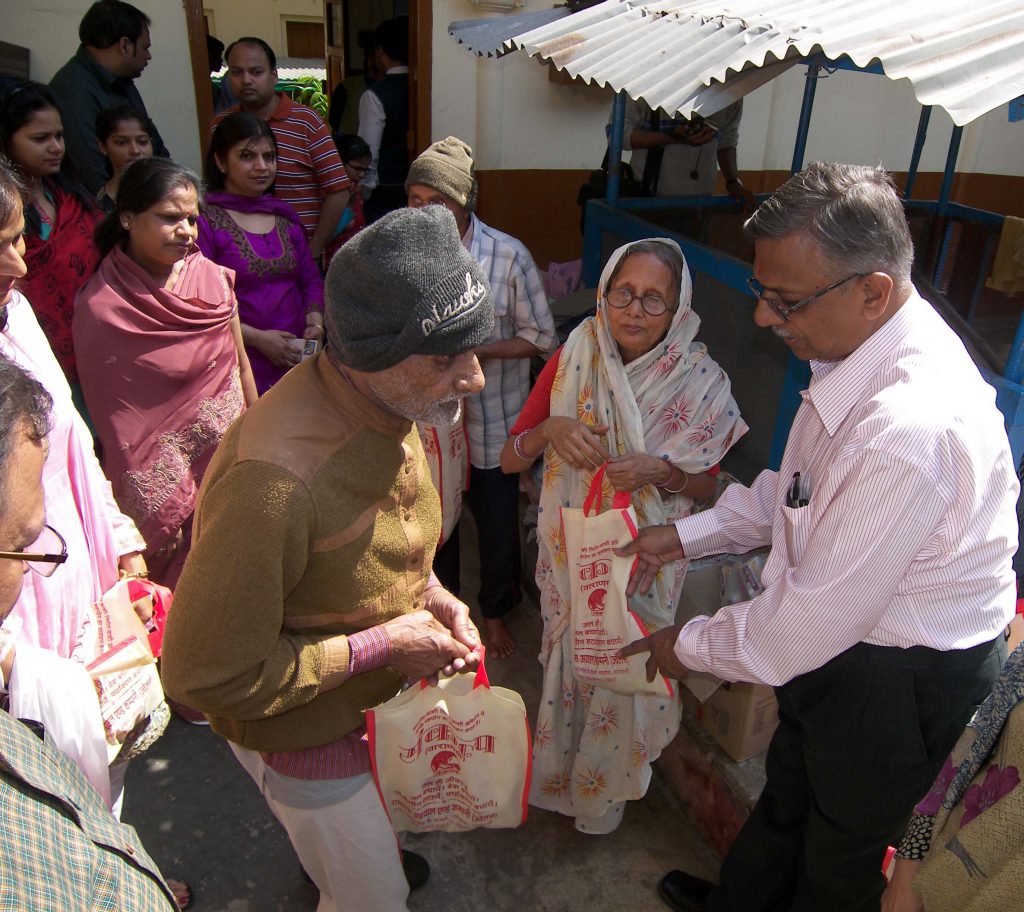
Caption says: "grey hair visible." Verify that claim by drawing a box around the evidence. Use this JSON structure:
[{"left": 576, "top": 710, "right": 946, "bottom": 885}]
[
  {"left": 607, "top": 240, "right": 685, "bottom": 304},
  {"left": 744, "top": 162, "right": 913, "bottom": 287},
  {"left": 0, "top": 157, "right": 26, "bottom": 229},
  {"left": 0, "top": 355, "right": 52, "bottom": 509}
]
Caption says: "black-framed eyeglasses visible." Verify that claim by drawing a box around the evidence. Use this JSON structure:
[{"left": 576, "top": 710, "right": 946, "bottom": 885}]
[
  {"left": 746, "top": 273, "right": 863, "bottom": 322},
  {"left": 604, "top": 287, "right": 674, "bottom": 317},
  {"left": 0, "top": 524, "right": 68, "bottom": 577}
]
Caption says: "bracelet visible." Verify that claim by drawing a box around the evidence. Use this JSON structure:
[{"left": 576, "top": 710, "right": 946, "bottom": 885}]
[
  {"left": 513, "top": 429, "right": 532, "bottom": 460},
  {"left": 726, "top": 177, "right": 741, "bottom": 187},
  {"left": 658, "top": 463, "right": 690, "bottom": 495}
]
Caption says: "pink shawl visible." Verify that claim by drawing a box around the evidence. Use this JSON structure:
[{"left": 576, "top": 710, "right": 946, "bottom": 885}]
[{"left": 73, "top": 246, "right": 245, "bottom": 556}]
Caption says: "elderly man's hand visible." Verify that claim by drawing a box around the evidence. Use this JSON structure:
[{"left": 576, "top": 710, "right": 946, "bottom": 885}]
[
  {"left": 384, "top": 610, "right": 473, "bottom": 680},
  {"left": 423, "top": 585, "right": 483, "bottom": 675},
  {"left": 614, "top": 524, "right": 685, "bottom": 595},
  {"left": 618, "top": 624, "right": 689, "bottom": 681}
]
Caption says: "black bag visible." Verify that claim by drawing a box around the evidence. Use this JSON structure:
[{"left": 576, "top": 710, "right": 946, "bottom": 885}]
[{"left": 577, "top": 111, "right": 664, "bottom": 233}]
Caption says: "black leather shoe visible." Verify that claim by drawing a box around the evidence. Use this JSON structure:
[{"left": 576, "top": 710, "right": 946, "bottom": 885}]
[
  {"left": 401, "top": 850, "right": 430, "bottom": 890},
  {"left": 657, "top": 870, "right": 712, "bottom": 912}
]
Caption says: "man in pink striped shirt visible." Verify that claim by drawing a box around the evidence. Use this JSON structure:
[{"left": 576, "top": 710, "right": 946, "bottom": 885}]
[{"left": 621, "top": 162, "right": 1018, "bottom": 912}]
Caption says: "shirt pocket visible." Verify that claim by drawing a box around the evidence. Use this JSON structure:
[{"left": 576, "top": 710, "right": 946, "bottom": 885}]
[{"left": 781, "top": 503, "right": 812, "bottom": 568}]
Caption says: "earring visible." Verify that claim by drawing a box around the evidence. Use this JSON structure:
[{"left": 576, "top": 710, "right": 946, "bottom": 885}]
[{"left": 120, "top": 220, "right": 129, "bottom": 229}]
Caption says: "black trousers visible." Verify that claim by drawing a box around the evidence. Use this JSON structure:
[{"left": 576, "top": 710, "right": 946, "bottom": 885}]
[
  {"left": 465, "top": 466, "right": 522, "bottom": 620},
  {"left": 710, "top": 636, "right": 1006, "bottom": 912},
  {"left": 431, "top": 467, "right": 522, "bottom": 619}
]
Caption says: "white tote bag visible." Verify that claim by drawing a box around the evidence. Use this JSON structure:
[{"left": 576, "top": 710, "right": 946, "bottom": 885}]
[
  {"left": 563, "top": 464, "right": 673, "bottom": 697},
  {"left": 366, "top": 657, "right": 531, "bottom": 833},
  {"left": 80, "top": 579, "right": 164, "bottom": 763}
]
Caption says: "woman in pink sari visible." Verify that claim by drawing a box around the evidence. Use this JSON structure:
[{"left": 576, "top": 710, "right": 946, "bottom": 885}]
[{"left": 74, "top": 158, "right": 257, "bottom": 586}]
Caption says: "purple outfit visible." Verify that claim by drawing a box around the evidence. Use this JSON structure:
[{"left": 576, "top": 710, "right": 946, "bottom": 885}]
[{"left": 197, "top": 192, "right": 324, "bottom": 394}]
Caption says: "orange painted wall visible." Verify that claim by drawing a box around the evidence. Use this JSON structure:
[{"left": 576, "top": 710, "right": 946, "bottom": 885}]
[{"left": 476, "top": 169, "right": 1024, "bottom": 271}]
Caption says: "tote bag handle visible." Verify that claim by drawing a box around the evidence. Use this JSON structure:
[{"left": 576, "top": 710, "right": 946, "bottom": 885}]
[
  {"left": 583, "top": 462, "right": 631, "bottom": 516},
  {"left": 417, "top": 648, "right": 491, "bottom": 690}
]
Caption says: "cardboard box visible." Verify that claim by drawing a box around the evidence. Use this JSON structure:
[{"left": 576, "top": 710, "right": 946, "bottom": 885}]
[
  {"left": 682, "top": 679, "right": 779, "bottom": 763},
  {"left": 676, "top": 553, "right": 779, "bottom": 762}
]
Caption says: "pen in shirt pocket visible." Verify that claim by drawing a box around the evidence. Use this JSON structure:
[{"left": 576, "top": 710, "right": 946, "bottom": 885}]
[{"left": 786, "top": 471, "right": 811, "bottom": 508}]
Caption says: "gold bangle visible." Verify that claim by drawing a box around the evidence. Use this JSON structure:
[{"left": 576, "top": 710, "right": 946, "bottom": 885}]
[{"left": 659, "top": 465, "right": 689, "bottom": 495}]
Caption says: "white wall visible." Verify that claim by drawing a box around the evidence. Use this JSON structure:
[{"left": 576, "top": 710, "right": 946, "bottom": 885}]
[
  {"left": 434, "top": 1, "right": 1024, "bottom": 179},
  {"left": 7, "top": 0, "right": 203, "bottom": 175},
  {"left": 433, "top": 0, "right": 613, "bottom": 170},
  {"left": 204, "top": 0, "right": 323, "bottom": 55}
]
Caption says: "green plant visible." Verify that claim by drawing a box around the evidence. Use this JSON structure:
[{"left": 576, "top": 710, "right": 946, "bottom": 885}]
[{"left": 282, "top": 76, "right": 329, "bottom": 121}]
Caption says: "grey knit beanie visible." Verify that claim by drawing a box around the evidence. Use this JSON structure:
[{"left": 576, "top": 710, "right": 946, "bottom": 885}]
[
  {"left": 325, "top": 206, "right": 493, "bottom": 372},
  {"left": 405, "top": 136, "right": 478, "bottom": 211}
]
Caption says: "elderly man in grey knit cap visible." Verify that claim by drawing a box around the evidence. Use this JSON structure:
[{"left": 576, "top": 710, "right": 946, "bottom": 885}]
[
  {"left": 407, "top": 136, "right": 556, "bottom": 659},
  {"left": 163, "top": 205, "right": 492, "bottom": 912}
]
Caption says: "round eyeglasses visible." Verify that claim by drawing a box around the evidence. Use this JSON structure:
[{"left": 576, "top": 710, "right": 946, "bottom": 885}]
[
  {"left": 604, "top": 287, "right": 673, "bottom": 317},
  {"left": 0, "top": 524, "right": 68, "bottom": 577},
  {"left": 746, "top": 273, "right": 863, "bottom": 322}
]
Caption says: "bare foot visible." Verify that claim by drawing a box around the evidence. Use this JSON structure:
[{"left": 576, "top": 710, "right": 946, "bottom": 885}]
[
  {"left": 167, "top": 878, "right": 192, "bottom": 909},
  {"left": 483, "top": 617, "right": 516, "bottom": 658}
]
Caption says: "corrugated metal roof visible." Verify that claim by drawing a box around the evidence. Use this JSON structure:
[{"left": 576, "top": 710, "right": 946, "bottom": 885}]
[
  {"left": 214, "top": 57, "right": 327, "bottom": 83},
  {"left": 448, "top": 9, "right": 573, "bottom": 57},
  {"left": 486, "top": 0, "right": 1024, "bottom": 125}
]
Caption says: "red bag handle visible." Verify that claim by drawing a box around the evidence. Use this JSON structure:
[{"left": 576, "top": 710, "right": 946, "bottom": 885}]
[
  {"left": 126, "top": 578, "right": 172, "bottom": 658},
  {"left": 583, "top": 462, "right": 631, "bottom": 516}
]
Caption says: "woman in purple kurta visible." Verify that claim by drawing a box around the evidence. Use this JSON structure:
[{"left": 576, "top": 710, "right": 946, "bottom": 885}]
[{"left": 198, "top": 113, "right": 324, "bottom": 394}]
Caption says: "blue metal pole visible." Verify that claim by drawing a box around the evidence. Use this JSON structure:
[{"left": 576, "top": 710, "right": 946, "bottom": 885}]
[
  {"left": 904, "top": 106, "right": 931, "bottom": 200},
  {"left": 1006, "top": 319, "right": 1024, "bottom": 386},
  {"left": 937, "top": 125, "right": 963, "bottom": 215},
  {"left": 606, "top": 91, "right": 627, "bottom": 205},
  {"left": 931, "top": 125, "right": 964, "bottom": 287},
  {"left": 791, "top": 59, "right": 820, "bottom": 174}
]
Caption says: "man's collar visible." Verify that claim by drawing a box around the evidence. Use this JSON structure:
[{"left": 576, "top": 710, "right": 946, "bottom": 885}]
[
  {"left": 384, "top": 66, "right": 410, "bottom": 75},
  {"left": 76, "top": 45, "right": 121, "bottom": 90},
  {"left": 462, "top": 214, "right": 477, "bottom": 253},
  {"left": 320, "top": 349, "right": 412, "bottom": 437},
  {"left": 241, "top": 92, "right": 291, "bottom": 123},
  {"left": 805, "top": 291, "right": 920, "bottom": 436}
]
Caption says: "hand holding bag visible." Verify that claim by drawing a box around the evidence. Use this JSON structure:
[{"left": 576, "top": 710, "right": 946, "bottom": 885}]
[
  {"left": 80, "top": 578, "right": 166, "bottom": 763},
  {"left": 563, "top": 464, "right": 673, "bottom": 697},
  {"left": 366, "top": 655, "right": 531, "bottom": 833}
]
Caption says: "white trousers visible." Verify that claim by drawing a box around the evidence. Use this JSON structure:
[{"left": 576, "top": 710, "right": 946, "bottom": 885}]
[{"left": 230, "top": 744, "right": 409, "bottom": 912}]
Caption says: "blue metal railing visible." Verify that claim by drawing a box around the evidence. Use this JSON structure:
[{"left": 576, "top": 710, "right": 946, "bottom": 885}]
[{"left": 588, "top": 58, "right": 1019, "bottom": 468}]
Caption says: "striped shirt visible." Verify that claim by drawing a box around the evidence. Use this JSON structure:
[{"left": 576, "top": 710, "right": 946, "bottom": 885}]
[
  {"left": 673, "top": 291, "right": 1019, "bottom": 686},
  {"left": 259, "top": 626, "right": 390, "bottom": 780},
  {"left": 462, "top": 216, "right": 557, "bottom": 469},
  {"left": 213, "top": 95, "right": 350, "bottom": 238}
]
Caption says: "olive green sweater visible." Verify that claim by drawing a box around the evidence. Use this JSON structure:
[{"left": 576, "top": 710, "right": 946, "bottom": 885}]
[{"left": 160, "top": 352, "right": 441, "bottom": 752}]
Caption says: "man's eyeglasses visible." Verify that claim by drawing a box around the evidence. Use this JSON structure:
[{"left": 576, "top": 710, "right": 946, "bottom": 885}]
[
  {"left": 604, "top": 287, "right": 674, "bottom": 317},
  {"left": 746, "top": 273, "right": 863, "bottom": 322},
  {"left": 0, "top": 524, "right": 68, "bottom": 577}
]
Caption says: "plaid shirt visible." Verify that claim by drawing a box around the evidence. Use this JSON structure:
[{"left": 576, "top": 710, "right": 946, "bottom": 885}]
[
  {"left": 464, "top": 216, "right": 557, "bottom": 469},
  {"left": 0, "top": 710, "right": 177, "bottom": 911}
]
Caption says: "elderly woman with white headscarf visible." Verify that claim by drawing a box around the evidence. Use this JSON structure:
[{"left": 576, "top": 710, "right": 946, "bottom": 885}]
[{"left": 502, "top": 237, "right": 747, "bottom": 833}]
